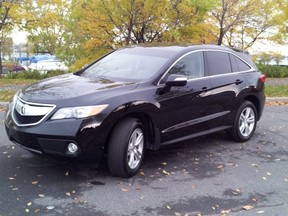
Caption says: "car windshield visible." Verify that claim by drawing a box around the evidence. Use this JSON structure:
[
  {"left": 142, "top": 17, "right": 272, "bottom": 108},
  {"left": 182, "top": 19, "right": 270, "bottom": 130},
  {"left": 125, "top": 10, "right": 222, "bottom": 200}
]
[{"left": 81, "top": 49, "right": 170, "bottom": 81}]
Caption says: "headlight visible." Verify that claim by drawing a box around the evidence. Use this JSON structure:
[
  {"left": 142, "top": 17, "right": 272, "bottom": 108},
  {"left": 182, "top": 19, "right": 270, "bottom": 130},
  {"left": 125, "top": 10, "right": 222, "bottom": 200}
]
[{"left": 51, "top": 105, "right": 108, "bottom": 120}]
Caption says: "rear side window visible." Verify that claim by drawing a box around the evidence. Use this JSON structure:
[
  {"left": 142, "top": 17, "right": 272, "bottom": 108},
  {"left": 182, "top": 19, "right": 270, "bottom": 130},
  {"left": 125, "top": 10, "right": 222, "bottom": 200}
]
[
  {"left": 229, "top": 54, "right": 251, "bottom": 72},
  {"left": 168, "top": 51, "right": 204, "bottom": 79},
  {"left": 206, "top": 51, "right": 231, "bottom": 75}
]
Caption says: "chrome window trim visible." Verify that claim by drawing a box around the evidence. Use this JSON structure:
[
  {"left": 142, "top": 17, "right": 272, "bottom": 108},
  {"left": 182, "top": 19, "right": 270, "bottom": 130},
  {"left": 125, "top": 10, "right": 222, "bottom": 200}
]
[
  {"left": 12, "top": 97, "right": 56, "bottom": 127},
  {"left": 157, "top": 49, "right": 254, "bottom": 86}
]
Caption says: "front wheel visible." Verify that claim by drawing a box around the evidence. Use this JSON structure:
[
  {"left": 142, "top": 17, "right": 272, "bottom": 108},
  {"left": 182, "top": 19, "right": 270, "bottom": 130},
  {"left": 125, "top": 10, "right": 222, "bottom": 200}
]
[
  {"left": 228, "top": 101, "right": 257, "bottom": 142},
  {"left": 108, "top": 118, "right": 145, "bottom": 178}
]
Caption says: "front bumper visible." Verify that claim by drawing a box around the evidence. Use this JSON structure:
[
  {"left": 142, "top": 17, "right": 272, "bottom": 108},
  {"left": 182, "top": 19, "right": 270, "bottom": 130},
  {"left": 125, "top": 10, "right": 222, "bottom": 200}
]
[{"left": 5, "top": 110, "right": 107, "bottom": 160}]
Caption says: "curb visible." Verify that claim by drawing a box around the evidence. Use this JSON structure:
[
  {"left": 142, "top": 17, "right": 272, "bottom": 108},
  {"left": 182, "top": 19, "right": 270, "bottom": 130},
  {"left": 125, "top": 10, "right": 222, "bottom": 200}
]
[{"left": 266, "top": 97, "right": 288, "bottom": 102}]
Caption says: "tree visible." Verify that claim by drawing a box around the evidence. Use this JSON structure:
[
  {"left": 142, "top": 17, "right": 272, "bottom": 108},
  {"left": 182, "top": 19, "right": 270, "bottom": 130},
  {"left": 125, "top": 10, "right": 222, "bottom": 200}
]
[
  {"left": 17, "top": 0, "right": 71, "bottom": 54},
  {"left": 257, "top": 52, "right": 272, "bottom": 65},
  {"left": 0, "top": 1, "right": 19, "bottom": 75},
  {"left": 1, "top": 36, "right": 13, "bottom": 60},
  {"left": 70, "top": 0, "right": 216, "bottom": 68},
  {"left": 209, "top": 0, "right": 281, "bottom": 49},
  {"left": 271, "top": 52, "right": 285, "bottom": 65}
]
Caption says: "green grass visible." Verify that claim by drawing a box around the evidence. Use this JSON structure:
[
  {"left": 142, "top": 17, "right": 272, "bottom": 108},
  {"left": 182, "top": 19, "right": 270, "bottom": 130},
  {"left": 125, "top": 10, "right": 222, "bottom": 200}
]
[
  {"left": 0, "top": 78, "right": 37, "bottom": 85},
  {"left": 265, "top": 85, "right": 288, "bottom": 97},
  {"left": 0, "top": 90, "right": 16, "bottom": 102}
]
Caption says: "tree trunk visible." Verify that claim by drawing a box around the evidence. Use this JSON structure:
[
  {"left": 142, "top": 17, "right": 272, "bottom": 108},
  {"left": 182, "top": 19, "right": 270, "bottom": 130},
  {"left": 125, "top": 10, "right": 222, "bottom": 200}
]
[
  {"left": 218, "top": 28, "right": 224, "bottom": 45},
  {"left": 0, "top": 40, "right": 3, "bottom": 76}
]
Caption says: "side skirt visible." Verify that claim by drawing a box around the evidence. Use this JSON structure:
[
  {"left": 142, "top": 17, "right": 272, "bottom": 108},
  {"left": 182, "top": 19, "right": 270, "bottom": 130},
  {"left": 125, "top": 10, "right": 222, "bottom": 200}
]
[{"left": 160, "top": 125, "right": 232, "bottom": 146}]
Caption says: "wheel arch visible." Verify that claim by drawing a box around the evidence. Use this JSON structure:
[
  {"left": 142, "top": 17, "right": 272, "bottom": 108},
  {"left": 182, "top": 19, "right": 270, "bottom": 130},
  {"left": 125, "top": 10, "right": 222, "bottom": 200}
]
[
  {"left": 242, "top": 95, "right": 261, "bottom": 120},
  {"left": 103, "top": 103, "right": 161, "bottom": 152}
]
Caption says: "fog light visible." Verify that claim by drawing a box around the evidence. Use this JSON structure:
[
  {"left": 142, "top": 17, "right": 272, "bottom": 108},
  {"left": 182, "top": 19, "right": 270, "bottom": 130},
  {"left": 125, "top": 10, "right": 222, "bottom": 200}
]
[{"left": 67, "top": 143, "right": 79, "bottom": 154}]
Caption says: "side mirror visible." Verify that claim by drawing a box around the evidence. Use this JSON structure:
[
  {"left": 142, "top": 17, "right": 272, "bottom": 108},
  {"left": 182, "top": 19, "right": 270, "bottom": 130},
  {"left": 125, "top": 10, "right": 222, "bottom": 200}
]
[{"left": 165, "top": 74, "right": 187, "bottom": 87}]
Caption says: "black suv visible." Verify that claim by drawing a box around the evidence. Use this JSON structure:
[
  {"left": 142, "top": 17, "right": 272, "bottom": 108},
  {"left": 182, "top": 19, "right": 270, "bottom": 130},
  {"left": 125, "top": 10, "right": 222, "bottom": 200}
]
[{"left": 5, "top": 45, "right": 265, "bottom": 177}]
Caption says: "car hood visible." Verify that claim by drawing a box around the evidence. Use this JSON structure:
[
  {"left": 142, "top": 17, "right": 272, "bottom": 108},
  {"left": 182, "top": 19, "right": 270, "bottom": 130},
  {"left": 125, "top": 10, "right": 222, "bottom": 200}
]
[{"left": 19, "top": 74, "right": 138, "bottom": 105}]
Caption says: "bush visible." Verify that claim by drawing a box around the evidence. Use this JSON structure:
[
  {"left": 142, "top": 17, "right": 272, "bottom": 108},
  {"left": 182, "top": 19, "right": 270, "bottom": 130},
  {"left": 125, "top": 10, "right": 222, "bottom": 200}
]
[
  {"left": 4, "top": 70, "right": 69, "bottom": 80},
  {"left": 257, "top": 64, "right": 288, "bottom": 78}
]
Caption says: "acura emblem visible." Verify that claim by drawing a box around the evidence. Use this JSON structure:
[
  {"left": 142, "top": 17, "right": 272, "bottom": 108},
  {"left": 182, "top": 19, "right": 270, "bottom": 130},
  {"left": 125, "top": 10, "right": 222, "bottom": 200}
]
[{"left": 20, "top": 104, "right": 26, "bottom": 115}]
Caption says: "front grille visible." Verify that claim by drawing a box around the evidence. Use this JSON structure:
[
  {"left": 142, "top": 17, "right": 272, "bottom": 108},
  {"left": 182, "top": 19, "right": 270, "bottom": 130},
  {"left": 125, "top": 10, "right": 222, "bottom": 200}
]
[
  {"left": 12, "top": 98, "right": 56, "bottom": 127},
  {"left": 14, "top": 110, "right": 44, "bottom": 125}
]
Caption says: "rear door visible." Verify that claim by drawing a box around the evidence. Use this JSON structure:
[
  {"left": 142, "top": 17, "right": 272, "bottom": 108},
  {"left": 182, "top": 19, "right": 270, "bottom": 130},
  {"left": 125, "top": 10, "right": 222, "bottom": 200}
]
[{"left": 205, "top": 50, "right": 251, "bottom": 128}]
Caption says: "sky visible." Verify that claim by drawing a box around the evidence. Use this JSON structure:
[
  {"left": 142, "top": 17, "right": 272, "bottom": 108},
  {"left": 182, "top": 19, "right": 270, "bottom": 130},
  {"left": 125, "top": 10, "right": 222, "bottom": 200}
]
[{"left": 11, "top": 30, "right": 27, "bottom": 44}]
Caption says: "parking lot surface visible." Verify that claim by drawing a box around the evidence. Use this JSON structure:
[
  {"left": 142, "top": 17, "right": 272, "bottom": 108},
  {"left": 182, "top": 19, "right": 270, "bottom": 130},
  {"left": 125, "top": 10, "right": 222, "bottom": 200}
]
[{"left": 0, "top": 106, "right": 287, "bottom": 216}]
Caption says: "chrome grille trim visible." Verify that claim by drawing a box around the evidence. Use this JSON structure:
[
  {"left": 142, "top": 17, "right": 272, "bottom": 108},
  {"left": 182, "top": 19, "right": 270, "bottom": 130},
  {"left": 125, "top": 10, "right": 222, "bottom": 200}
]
[{"left": 12, "top": 97, "right": 56, "bottom": 127}]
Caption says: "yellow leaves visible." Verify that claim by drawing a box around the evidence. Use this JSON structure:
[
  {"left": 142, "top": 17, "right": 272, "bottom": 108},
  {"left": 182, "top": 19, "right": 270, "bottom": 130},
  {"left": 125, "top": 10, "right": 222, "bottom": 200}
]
[
  {"left": 242, "top": 205, "right": 254, "bottom": 210},
  {"left": 162, "top": 170, "right": 170, "bottom": 175},
  {"left": 31, "top": 181, "right": 39, "bottom": 185}
]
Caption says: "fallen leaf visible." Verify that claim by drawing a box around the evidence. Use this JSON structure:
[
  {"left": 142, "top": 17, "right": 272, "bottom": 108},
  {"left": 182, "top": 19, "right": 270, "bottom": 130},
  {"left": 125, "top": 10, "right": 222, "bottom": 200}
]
[
  {"left": 175, "top": 212, "right": 181, "bottom": 216},
  {"left": 121, "top": 188, "right": 129, "bottom": 192},
  {"left": 221, "top": 209, "right": 231, "bottom": 215},
  {"left": 66, "top": 192, "right": 71, "bottom": 196},
  {"left": 257, "top": 210, "right": 265, "bottom": 214},
  {"left": 163, "top": 170, "right": 170, "bottom": 175},
  {"left": 8, "top": 177, "right": 15, "bottom": 180},
  {"left": 27, "top": 202, "right": 32, "bottom": 206},
  {"left": 139, "top": 171, "right": 145, "bottom": 176},
  {"left": 32, "top": 181, "right": 39, "bottom": 185},
  {"left": 38, "top": 194, "right": 45, "bottom": 198},
  {"left": 34, "top": 209, "right": 40, "bottom": 213},
  {"left": 263, "top": 177, "right": 267, "bottom": 180},
  {"left": 77, "top": 199, "right": 87, "bottom": 204},
  {"left": 25, "top": 209, "right": 29, "bottom": 213},
  {"left": 12, "top": 188, "right": 18, "bottom": 191},
  {"left": 46, "top": 206, "right": 54, "bottom": 210},
  {"left": 242, "top": 205, "right": 254, "bottom": 210},
  {"left": 161, "top": 162, "right": 167, "bottom": 165},
  {"left": 167, "top": 205, "right": 171, "bottom": 209},
  {"left": 266, "top": 172, "right": 272, "bottom": 176}
]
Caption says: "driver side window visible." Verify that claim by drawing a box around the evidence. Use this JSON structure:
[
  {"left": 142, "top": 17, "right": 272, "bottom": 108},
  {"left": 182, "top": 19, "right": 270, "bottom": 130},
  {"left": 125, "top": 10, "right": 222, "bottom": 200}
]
[{"left": 168, "top": 51, "right": 204, "bottom": 79}]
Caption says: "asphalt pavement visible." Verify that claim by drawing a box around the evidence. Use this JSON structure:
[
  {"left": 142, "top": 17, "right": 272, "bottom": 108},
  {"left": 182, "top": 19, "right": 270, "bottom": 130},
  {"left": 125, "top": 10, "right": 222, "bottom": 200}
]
[{"left": 0, "top": 106, "right": 287, "bottom": 216}]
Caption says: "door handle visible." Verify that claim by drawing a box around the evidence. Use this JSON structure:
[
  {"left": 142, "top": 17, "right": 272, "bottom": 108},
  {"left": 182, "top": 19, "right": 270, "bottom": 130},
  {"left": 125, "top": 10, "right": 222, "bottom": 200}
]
[{"left": 235, "top": 79, "right": 243, "bottom": 85}]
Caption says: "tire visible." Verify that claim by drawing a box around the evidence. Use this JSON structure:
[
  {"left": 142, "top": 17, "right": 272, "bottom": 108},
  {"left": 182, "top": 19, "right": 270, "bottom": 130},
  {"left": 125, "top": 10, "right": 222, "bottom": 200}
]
[
  {"left": 228, "top": 101, "right": 257, "bottom": 142},
  {"left": 108, "top": 118, "right": 145, "bottom": 178}
]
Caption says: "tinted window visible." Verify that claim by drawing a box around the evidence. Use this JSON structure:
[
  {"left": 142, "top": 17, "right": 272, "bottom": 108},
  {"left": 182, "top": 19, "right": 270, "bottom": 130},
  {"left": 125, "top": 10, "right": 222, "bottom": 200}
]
[
  {"left": 168, "top": 52, "right": 204, "bottom": 79},
  {"left": 229, "top": 54, "right": 251, "bottom": 72},
  {"left": 82, "top": 49, "right": 169, "bottom": 81},
  {"left": 206, "top": 51, "right": 231, "bottom": 75},
  {"left": 235, "top": 56, "right": 251, "bottom": 71},
  {"left": 229, "top": 54, "right": 238, "bottom": 72}
]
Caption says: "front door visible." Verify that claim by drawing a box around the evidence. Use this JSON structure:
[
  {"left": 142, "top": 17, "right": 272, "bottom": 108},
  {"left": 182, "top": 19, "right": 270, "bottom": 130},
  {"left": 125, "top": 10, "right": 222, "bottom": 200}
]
[{"left": 156, "top": 51, "right": 212, "bottom": 143}]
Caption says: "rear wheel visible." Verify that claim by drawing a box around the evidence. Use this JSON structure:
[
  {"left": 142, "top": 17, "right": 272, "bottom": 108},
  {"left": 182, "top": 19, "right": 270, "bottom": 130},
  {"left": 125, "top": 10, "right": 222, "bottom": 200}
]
[
  {"left": 228, "top": 101, "right": 257, "bottom": 142},
  {"left": 108, "top": 118, "right": 145, "bottom": 178}
]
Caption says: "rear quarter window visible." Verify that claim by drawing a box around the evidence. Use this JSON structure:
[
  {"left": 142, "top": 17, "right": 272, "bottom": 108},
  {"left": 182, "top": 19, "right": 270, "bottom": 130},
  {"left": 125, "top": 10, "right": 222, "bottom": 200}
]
[{"left": 229, "top": 54, "right": 251, "bottom": 72}]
